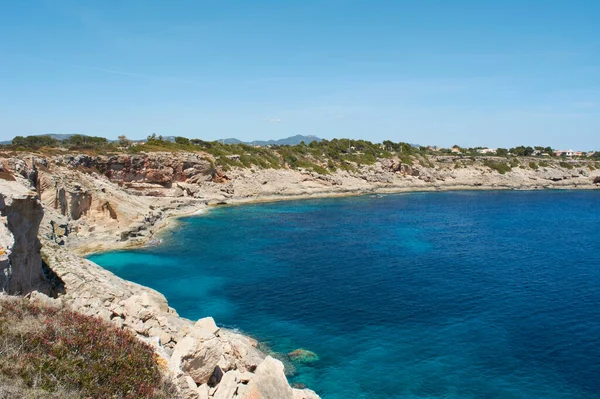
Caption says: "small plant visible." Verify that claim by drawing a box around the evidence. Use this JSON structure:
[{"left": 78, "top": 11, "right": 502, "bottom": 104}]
[
  {"left": 0, "top": 297, "right": 176, "bottom": 399},
  {"left": 529, "top": 162, "right": 538, "bottom": 170}
]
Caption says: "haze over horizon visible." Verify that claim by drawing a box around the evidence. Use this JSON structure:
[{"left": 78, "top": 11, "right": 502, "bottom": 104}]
[{"left": 1, "top": 1, "right": 599, "bottom": 150}]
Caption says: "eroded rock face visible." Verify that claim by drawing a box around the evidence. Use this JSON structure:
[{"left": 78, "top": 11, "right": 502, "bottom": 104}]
[
  {"left": 0, "top": 180, "right": 47, "bottom": 294},
  {"left": 58, "top": 153, "right": 214, "bottom": 187}
]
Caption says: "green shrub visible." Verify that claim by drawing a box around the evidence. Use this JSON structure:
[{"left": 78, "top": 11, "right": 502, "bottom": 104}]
[
  {"left": 559, "top": 161, "right": 574, "bottom": 169},
  {"left": 0, "top": 298, "right": 175, "bottom": 399},
  {"left": 483, "top": 160, "right": 512, "bottom": 174},
  {"left": 529, "top": 161, "right": 538, "bottom": 170}
]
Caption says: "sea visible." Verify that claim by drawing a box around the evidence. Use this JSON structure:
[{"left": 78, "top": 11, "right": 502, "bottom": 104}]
[{"left": 89, "top": 190, "right": 600, "bottom": 399}]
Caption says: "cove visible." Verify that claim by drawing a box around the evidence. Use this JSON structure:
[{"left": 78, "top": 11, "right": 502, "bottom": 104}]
[{"left": 89, "top": 190, "right": 600, "bottom": 399}]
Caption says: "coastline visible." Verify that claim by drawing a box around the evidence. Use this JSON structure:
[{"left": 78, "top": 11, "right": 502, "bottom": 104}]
[
  {"left": 77, "top": 182, "right": 599, "bottom": 257},
  {"left": 2, "top": 150, "right": 598, "bottom": 399}
]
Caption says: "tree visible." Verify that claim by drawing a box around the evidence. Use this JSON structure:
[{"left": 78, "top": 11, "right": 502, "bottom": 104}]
[
  {"left": 496, "top": 148, "right": 508, "bottom": 156},
  {"left": 12, "top": 135, "right": 58, "bottom": 148},
  {"left": 174, "top": 136, "right": 190, "bottom": 145},
  {"left": 12, "top": 136, "right": 27, "bottom": 147},
  {"left": 118, "top": 135, "right": 131, "bottom": 147},
  {"left": 62, "top": 134, "right": 108, "bottom": 148}
]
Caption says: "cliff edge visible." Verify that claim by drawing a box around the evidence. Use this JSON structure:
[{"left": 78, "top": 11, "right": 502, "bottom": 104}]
[{"left": 0, "top": 180, "right": 47, "bottom": 295}]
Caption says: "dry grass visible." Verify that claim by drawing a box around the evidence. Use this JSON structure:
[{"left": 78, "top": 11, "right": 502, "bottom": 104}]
[{"left": 0, "top": 297, "right": 178, "bottom": 399}]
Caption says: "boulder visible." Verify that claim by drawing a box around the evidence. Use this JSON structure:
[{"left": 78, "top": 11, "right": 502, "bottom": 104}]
[
  {"left": 211, "top": 370, "right": 242, "bottom": 399},
  {"left": 169, "top": 330, "right": 226, "bottom": 384},
  {"left": 195, "top": 316, "right": 219, "bottom": 335},
  {"left": 250, "top": 356, "right": 295, "bottom": 399}
]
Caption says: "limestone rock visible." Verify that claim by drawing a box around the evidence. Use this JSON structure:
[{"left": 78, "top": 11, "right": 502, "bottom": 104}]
[
  {"left": 250, "top": 356, "right": 295, "bottom": 399},
  {"left": 169, "top": 331, "right": 226, "bottom": 384},
  {"left": 195, "top": 316, "right": 219, "bottom": 335},
  {"left": 0, "top": 180, "right": 47, "bottom": 294}
]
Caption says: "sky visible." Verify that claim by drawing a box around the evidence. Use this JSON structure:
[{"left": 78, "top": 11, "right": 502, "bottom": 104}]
[{"left": 1, "top": 1, "right": 599, "bottom": 149}]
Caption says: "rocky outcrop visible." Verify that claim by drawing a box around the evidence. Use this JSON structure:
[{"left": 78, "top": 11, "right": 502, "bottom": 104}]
[
  {"left": 0, "top": 180, "right": 47, "bottom": 294},
  {"left": 40, "top": 242, "right": 319, "bottom": 399},
  {"left": 57, "top": 153, "right": 214, "bottom": 188}
]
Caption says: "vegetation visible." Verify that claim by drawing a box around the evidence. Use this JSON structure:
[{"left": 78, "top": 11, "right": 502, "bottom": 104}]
[
  {"left": 539, "top": 160, "right": 550, "bottom": 168},
  {"left": 129, "top": 136, "right": 410, "bottom": 174},
  {"left": 559, "top": 161, "right": 574, "bottom": 170},
  {"left": 12, "top": 135, "right": 59, "bottom": 148},
  {"left": 2, "top": 134, "right": 597, "bottom": 175},
  {"left": 483, "top": 159, "right": 512, "bottom": 174},
  {"left": 496, "top": 148, "right": 508, "bottom": 157},
  {"left": 0, "top": 297, "right": 176, "bottom": 399}
]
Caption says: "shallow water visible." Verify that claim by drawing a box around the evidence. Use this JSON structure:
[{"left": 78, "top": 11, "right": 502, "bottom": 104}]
[{"left": 89, "top": 191, "right": 600, "bottom": 399}]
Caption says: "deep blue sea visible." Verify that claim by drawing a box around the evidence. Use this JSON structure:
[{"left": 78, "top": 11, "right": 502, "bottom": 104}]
[{"left": 89, "top": 191, "right": 600, "bottom": 399}]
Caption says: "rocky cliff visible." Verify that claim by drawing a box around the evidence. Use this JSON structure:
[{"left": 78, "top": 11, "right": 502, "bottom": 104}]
[{"left": 0, "top": 180, "right": 47, "bottom": 295}]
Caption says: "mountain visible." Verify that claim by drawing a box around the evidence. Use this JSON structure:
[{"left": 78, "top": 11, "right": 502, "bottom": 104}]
[
  {"left": 220, "top": 138, "right": 244, "bottom": 145},
  {"left": 218, "top": 135, "right": 322, "bottom": 146}
]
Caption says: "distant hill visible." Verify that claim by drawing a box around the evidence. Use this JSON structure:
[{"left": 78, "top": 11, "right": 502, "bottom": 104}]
[
  {"left": 219, "top": 135, "right": 322, "bottom": 146},
  {"left": 44, "top": 134, "right": 77, "bottom": 141},
  {"left": 220, "top": 138, "right": 244, "bottom": 145},
  {"left": 1, "top": 133, "right": 323, "bottom": 147}
]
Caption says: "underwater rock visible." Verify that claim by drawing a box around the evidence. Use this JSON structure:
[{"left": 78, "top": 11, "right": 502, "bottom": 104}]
[{"left": 288, "top": 349, "right": 319, "bottom": 364}]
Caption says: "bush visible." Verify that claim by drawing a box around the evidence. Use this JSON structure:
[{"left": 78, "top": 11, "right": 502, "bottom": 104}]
[
  {"left": 0, "top": 297, "right": 175, "bottom": 399},
  {"left": 559, "top": 161, "right": 574, "bottom": 170},
  {"left": 483, "top": 159, "right": 512, "bottom": 174},
  {"left": 529, "top": 161, "right": 538, "bottom": 170}
]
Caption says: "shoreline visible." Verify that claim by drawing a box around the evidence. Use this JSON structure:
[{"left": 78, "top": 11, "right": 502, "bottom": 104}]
[{"left": 77, "top": 182, "right": 599, "bottom": 257}]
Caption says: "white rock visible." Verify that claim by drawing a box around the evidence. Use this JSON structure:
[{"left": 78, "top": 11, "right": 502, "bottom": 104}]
[
  {"left": 169, "top": 333, "right": 226, "bottom": 384},
  {"left": 251, "top": 356, "right": 295, "bottom": 399},
  {"left": 195, "top": 316, "right": 219, "bottom": 335},
  {"left": 196, "top": 384, "right": 210, "bottom": 399}
]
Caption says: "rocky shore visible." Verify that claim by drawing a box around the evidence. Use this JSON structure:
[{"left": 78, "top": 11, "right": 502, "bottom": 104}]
[{"left": 1, "top": 149, "right": 599, "bottom": 398}]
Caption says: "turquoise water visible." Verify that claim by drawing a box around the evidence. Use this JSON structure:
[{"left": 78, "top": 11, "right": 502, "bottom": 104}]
[{"left": 89, "top": 191, "right": 600, "bottom": 399}]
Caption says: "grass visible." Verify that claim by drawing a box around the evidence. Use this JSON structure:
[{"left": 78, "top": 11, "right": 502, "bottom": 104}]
[{"left": 0, "top": 297, "right": 176, "bottom": 399}]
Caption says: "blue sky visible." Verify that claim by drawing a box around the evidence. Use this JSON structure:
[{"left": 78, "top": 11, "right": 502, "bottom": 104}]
[{"left": 1, "top": 1, "right": 599, "bottom": 149}]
